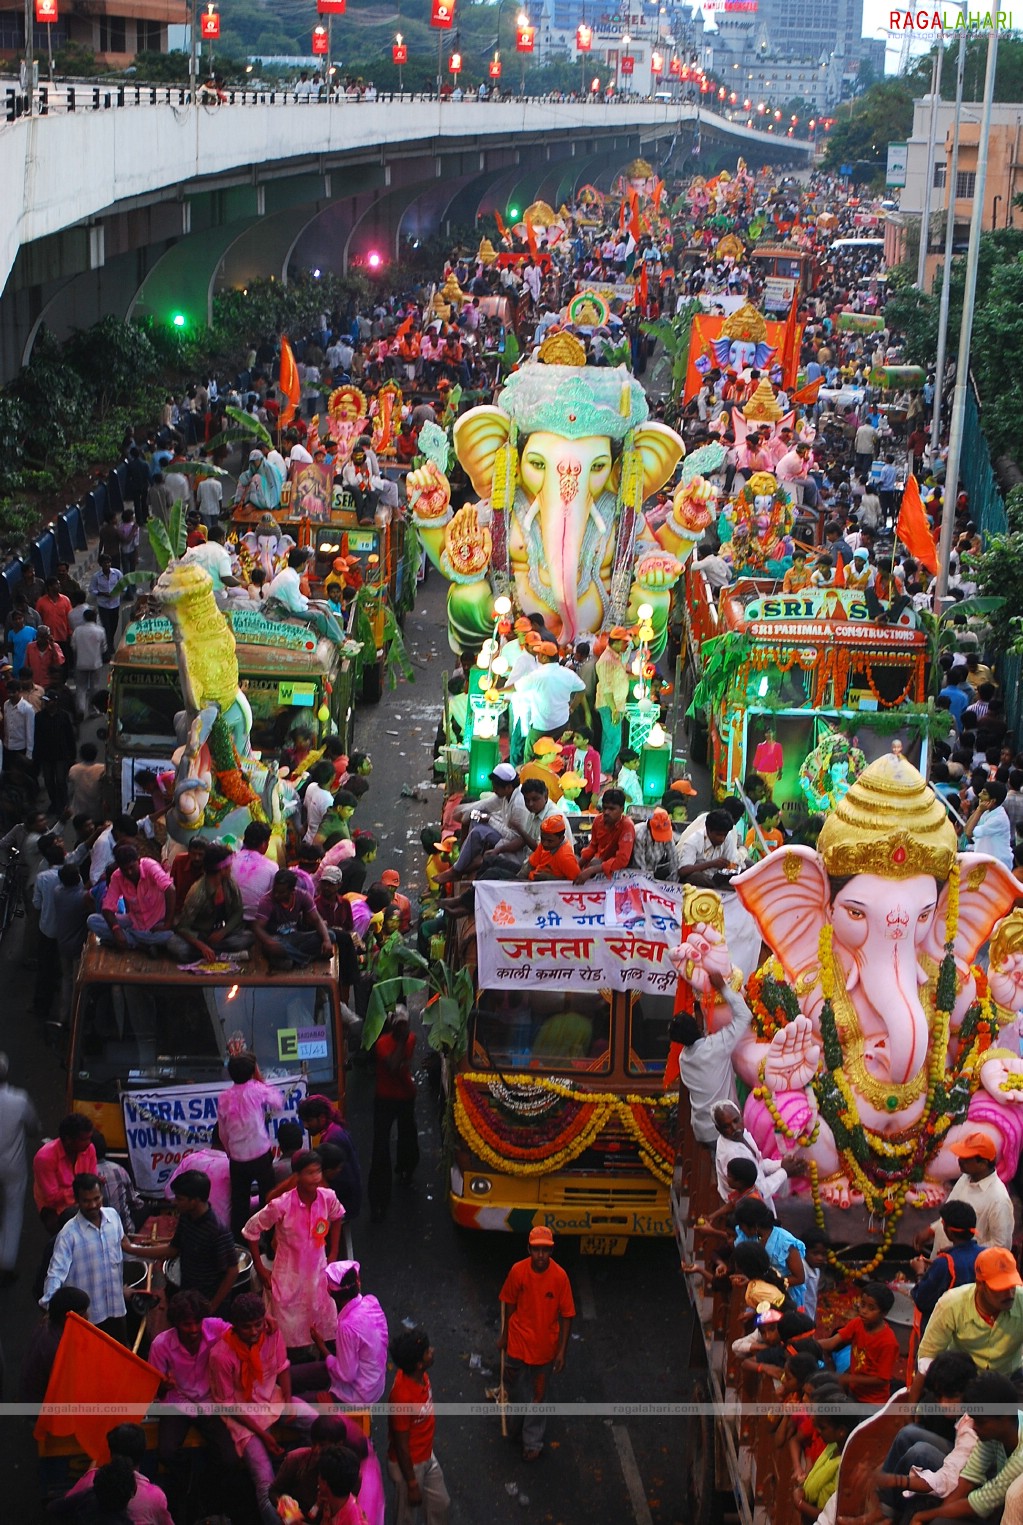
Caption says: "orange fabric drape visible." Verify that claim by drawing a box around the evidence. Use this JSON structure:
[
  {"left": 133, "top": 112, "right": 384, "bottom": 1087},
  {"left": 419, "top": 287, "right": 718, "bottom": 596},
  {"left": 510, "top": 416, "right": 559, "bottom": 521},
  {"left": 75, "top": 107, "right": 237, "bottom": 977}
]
[{"left": 34, "top": 1313, "right": 162, "bottom": 1463}]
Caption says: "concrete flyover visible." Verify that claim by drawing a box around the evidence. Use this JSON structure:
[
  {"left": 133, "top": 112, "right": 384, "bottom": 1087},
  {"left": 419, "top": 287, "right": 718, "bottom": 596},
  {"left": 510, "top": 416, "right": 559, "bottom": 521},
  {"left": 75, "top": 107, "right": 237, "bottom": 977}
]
[{"left": 0, "top": 93, "right": 812, "bottom": 379}]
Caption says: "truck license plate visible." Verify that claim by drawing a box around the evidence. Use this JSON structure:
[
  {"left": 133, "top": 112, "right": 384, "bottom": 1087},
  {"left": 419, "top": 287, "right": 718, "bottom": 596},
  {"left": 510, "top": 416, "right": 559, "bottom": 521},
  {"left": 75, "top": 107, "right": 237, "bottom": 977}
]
[{"left": 580, "top": 1235, "right": 627, "bottom": 1256}]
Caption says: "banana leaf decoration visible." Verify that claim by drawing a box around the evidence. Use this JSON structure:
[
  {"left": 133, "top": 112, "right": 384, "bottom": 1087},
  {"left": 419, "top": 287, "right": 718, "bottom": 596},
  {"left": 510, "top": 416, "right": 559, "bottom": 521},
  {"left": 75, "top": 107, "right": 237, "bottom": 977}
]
[
  {"left": 204, "top": 406, "right": 276, "bottom": 455},
  {"left": 686, "top": 631, "right": 754, "bottom": 719}
]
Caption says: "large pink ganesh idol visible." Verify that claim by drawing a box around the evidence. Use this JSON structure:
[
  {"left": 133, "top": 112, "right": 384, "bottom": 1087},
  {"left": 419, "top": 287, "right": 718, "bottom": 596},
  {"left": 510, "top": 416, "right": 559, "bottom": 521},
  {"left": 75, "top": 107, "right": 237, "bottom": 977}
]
[{"left": 679, "top": 753, "right": 1023, "bottom": 1216}]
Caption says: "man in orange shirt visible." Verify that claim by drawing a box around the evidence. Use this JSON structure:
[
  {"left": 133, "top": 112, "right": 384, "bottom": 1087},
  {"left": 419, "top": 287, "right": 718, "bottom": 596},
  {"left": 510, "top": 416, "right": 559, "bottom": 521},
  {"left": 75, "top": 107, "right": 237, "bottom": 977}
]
[
  {"left": 574, "top": 788, "right": 635, "bottom": 883},
  {"left": 497, "top": 1226, "right": 575, "bottom": 1461},
  {"left": 520, "top": 815, "right": 580, "bottom": 882},
  {"left": 387, "top": 1326, "right": 450, "bottom": 1525}
]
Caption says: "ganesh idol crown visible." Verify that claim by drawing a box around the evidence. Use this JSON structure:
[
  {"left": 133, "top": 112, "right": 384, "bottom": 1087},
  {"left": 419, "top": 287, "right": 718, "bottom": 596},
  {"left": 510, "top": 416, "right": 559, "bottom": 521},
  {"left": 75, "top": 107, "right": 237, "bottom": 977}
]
[{"left": 680, "top": 752, "right": 1023, "bottom": 1238}]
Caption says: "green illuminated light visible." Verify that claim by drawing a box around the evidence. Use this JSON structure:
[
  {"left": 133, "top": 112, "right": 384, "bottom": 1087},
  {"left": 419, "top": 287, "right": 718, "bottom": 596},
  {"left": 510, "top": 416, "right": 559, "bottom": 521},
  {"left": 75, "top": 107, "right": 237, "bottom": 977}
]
[{"left": 172, "top": 313, "right": 186, "bottom": 328}]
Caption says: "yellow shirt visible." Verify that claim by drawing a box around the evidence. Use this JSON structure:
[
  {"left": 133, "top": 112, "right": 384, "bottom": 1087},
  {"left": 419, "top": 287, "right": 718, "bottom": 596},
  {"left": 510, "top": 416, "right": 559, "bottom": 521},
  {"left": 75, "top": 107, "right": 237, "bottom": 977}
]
[{"left": 918, "top": 1284, "right": 1023, "bottom": 1375}]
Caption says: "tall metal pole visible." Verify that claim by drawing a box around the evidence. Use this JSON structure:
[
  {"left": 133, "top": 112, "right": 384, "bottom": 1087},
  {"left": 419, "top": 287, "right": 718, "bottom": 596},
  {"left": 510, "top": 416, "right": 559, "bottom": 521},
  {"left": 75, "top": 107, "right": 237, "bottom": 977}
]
[
  {"left": 190, "top": 0, "right": 199, "bottom": 100},
  {"left": 930, "top": 25, "right": 966, "bottom": 461},
  {"left": 23, "top": 0, "right": 33, "bottom": 97},
  {"left": 916, "top": 45, "right": 942, "bottom": 290},
  {"left": 935, "top": 28, "right": 999, "bottom": 602}
]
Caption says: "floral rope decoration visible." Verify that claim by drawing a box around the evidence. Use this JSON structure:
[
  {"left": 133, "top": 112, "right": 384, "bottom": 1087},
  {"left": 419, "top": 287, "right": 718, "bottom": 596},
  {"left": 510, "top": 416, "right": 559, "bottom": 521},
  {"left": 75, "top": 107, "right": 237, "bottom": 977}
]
[{"left": 454, "top": 1073, "right": 677, "bottom": 1179}]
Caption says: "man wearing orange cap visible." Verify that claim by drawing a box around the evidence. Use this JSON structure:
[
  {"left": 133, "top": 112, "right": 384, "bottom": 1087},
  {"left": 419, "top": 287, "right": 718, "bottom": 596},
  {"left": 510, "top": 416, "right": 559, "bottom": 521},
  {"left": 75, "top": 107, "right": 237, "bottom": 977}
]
[
  {"left": 502, "top": 621, "right": 540, "bottom": 767},
  {"left": 520, "top": 816, "right": 580, "bottom": 882},
  {"left": 595, "top": 628, "right": 631, "bottom": 777},
  {"left": 631, "top": 807, "right": 680, "bottom": 882},
  {"left": 914, "top": 1246, "right": 1023, "bottom": 1398},
  {"left": 915, "top": 1131, "right": 1014, "bottom": 1261},
  {"left": 380, "top": 869, "right": 412, "bottom": 933},
  {"left": 498, "top": 1226, "right": 575, "bottom": 1462}
]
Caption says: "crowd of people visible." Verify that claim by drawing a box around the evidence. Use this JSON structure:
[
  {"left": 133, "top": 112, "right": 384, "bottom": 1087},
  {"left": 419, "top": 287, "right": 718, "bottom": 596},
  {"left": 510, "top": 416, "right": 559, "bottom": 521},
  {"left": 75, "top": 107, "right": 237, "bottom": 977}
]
[{"left": 0, "top": 146, "right": 1020, "bottom": 1525}]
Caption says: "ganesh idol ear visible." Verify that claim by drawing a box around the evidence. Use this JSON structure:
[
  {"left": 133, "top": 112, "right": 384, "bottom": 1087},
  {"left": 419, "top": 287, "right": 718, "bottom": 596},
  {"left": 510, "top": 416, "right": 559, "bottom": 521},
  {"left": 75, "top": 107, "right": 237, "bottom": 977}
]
[
  {"left": 632, "top": 422, "right": 685, "bottom": 500},
  {"left": 927, "top": 853, "right": 1021, "bottom": 966},
  {"left": 452, "top": 406, "right": 513, "bottom": 499},
  {"left": 734, "top": 847, "right": 831, "bottom": 984}
]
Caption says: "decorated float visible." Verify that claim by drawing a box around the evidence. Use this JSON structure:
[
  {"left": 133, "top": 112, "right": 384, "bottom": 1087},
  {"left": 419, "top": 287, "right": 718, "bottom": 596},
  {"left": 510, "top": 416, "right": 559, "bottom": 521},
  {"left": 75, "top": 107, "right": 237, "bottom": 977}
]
[
  {"left": 406, "top": 331, "right": 704, "bottom": 657},
  {"left": 678, "top": 752, "right": 1023, "bottom": 1267},
  {"left": 681, "top": 555, "right": 932, "bottom": 805}
]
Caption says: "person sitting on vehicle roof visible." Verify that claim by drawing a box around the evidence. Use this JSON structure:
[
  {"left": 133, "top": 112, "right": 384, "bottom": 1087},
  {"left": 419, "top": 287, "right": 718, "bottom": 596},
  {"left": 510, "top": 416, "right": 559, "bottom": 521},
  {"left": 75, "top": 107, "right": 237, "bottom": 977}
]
[
  {"left": 86, "top": 844, "right": 192, "bottom": 961},
  {"left": 266, "top": 548, "right": 344, "bottom": 643},
  {"left": 174, "top": 843, "right": 254, "bottom": 965}
]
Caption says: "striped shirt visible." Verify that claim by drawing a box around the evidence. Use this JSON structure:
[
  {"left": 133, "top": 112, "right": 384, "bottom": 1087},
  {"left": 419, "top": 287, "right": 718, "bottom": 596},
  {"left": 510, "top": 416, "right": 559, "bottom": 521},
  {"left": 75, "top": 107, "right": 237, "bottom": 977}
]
[
  {"left": 41, "top": 1208, "right": 126, "bottom": 1324},
  {"left": 962, "top": 1412, "right": 1023, "bottom": 1516}
]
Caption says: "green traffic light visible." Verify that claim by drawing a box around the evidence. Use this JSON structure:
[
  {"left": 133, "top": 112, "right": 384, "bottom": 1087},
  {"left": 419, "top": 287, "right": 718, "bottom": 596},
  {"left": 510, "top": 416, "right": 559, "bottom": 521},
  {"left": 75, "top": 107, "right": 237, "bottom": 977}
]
[
  {"left": 508, "top": 207, "right": 519, "bottom": 219},
  {"left": 172, "top": 313, "right": 186, "bottom": 328}
]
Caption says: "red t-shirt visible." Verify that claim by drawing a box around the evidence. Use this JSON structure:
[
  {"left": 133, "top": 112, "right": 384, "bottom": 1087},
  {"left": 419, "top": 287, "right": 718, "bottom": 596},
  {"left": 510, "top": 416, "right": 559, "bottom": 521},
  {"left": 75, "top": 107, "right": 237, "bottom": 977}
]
[
  {"left": 499, "top": 1257, "right": 576, "bottom": 1365},
  {"left": 836, "top": 1316, "right": 899, "bottom": 1403},
  {"left": 388, "top": 1370, "right": 435, "bottom": 1464},
  {"left": 375, "top": 1030, "right": 416, "bottom": 1101}
]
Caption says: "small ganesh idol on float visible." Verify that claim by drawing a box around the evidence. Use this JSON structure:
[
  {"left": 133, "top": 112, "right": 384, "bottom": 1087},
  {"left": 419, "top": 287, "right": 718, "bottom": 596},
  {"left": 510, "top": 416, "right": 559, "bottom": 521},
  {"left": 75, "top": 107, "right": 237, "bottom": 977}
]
[{"left": 676, "top": 752, "right": 1023, "bottom": 1243}]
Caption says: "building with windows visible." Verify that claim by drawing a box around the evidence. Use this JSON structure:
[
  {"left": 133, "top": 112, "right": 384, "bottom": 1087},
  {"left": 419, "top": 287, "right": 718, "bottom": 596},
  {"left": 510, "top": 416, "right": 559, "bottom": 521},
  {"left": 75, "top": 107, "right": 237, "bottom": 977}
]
[
  {"left": 0, "top": 0, "right": 186, "bottom": 69},
  {"left": 887, "top": 96, "right": 1023, "bottom": 288}
]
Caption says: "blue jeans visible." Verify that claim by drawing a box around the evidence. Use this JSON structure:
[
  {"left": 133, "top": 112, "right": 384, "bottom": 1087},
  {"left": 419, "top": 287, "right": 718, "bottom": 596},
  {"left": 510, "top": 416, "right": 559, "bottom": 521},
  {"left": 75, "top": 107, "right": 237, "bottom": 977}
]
[
  {"left": 880, "top": 1425, "right": 951, "bottom": 1518},
  {"left": 86, "top": 914, "right": 191, "bottom": 962},
  {"left": 597, "top": 705, "right": 621, "bottom": 776}
]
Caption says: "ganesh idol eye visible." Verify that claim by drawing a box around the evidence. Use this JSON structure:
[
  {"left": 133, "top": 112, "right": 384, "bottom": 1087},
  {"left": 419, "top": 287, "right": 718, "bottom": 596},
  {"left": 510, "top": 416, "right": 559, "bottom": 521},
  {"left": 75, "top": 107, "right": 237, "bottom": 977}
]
[
  {"left": 841, "top": 904, "right": 866, "bottom": 920},
  {"left": 589, "top": 458, "right": 611, "bottom": 475},
  {"left": 524, "top": 456, "right": 546, "bottom": 473}
]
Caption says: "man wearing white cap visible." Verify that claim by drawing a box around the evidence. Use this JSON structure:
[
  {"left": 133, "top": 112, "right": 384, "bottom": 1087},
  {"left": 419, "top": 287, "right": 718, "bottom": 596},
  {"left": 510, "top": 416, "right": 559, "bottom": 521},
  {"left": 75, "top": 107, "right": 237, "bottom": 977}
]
[
  {"left": 299, "top": 1260, "right": 390, "bottom": 1406},
  {"left": 438, "top": 764, "right": 522, "bottom": 884},
  {"left": 498, "top": 1226, "right": 575, "bottom": 1462}
]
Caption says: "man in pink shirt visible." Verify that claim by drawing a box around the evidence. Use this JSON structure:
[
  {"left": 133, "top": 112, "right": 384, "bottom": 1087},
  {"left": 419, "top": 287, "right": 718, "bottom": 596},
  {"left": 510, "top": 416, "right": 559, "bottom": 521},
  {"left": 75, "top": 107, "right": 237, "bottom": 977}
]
[
  {"left": 766, "top": 426, "right": 794, "bottom": 468},
  {"left": 775, "top": 440, "right": 818, "bottom": 507},
  {"left": 86, "top": 844, "right": 190, "bottom": 959},
  {"left": 208, "top": 1293, "right": 317, "bottom": 1525},
  {"left": 230, "top": 821, "right": 280, "bottom": 920},
  {"left": 216, "top": 1051, "right": 286, "bottom": 1236},
  {"left": 64, "top": 1422, "right": 173, "bottom": 1525},
  {"left": 33, "top": 1113, "right": 97, "bottom": 1234},
  {"left": 735, "top": 431, "right": 771, "bottom": 475},
  {"left": 149, "top": 1289, "right": 236, "bottom": 1487}
]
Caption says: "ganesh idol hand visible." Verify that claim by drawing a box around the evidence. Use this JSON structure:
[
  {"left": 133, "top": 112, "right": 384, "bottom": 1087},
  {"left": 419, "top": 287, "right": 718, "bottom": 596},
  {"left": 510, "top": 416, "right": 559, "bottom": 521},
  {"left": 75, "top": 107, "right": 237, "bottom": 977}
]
[
  {"left": 987, "top": 954, "right": 1023, "bottom": 1015},
  {"left": 669, "top": 922, "right": 733, "bottom": 993},
  {"left": 980, "top": 1054, "right": 1023, "bottom": 1105},
  {"left": 405, "top": 461, "right": 451, "bottom": 521},
  {"left": 763, "top": 1015, "right": 821, "bottom": 1095}
]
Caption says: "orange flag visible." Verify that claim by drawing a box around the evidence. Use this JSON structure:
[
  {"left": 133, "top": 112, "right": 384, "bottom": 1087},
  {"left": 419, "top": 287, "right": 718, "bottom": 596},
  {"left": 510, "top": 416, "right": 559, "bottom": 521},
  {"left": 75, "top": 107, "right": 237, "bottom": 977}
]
[
  {"left": 34, "top": 1314, "right": 162, "bottom": 1463},
  {"left": 652, "top": 178, "right": 665, "bottom": 211},
  {"left": 395, "top": 313, "right": 414, "bottom": 341},
  {"left": 833, "top": 552, "right": 846, "bottom": 588},
  {"left": 618, "top": 198, "right": 627, "bottom": 234},
  {"left": 493, "top": 209, "right": 508, "bottom": 240},
  {"left": 525, "top": 219, "right": 539, "bottom": 261},
  {"left": 792, "top": 377, "right": 823, "bottom": 405},
  {"left": 628, "top": 187, "right": 641, "bottom": 243},
  {"left": 896, "top": 473, "right": 939, "bottom": 575},
  {"left": 634, "top": 263, "right": 649, "bottom": 311},
  {"left": 779, "top": 292, "right": 800, "bottom": 391},
  {"left": 278, "top": 336, "right": 301, "bottom": 429}
]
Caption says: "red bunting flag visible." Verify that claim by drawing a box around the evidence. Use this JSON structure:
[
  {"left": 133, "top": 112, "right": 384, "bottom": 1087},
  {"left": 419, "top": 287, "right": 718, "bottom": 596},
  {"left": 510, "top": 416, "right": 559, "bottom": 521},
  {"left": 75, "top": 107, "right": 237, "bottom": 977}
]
[
  {"left": 278, "top": 336, "right": 301, "bottom": 429},
  {"left": 896, "top": 473, "right": 939, "bottom": 575}
]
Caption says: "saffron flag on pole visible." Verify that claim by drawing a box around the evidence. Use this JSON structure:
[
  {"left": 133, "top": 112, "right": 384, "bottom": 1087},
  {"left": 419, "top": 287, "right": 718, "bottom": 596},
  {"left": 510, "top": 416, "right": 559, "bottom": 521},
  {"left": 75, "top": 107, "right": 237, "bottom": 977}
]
[
  {"left": 634, "top": 262, "right": 649, "bottom": 311},
  {"left": 791, "top": 376, "right": 823, "bottom": 405},
  {"left": 525, "top": 219, "right": 539, "bottom": 261},
  {"left": 278, "top": 336, "right": 301, "bottom": 429},
  {"left": 779, "top": 292, "right": 801, "bottom": 390},
  {"left": 896, "top": 473, "right": 939, "bottom": 575},
  {"left": 34, "top": 1313, "right": 162, "bottom": 1463}
]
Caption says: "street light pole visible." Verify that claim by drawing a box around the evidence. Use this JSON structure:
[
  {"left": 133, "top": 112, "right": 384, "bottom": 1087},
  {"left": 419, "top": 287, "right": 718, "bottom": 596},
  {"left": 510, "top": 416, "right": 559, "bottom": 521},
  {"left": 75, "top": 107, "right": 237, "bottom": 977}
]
[
  {"left": 916, "top": 44, "right": 942, "bottom": 290},
  {"left": 935, "top": 27, "right": 999, "bottom": 603},
  {"left": 930, "top": 24, "right": 966, "bottom": 462}
]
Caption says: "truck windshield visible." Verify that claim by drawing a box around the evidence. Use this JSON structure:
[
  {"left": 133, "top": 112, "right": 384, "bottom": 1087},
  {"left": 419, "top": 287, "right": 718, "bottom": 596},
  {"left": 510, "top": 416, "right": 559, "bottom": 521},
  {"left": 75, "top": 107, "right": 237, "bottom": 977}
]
[
  {"left": 472, "top": 988, "right": 611, "bottom": 1074},
  {"left": 627, "top": 991, "right": 678, "bottom": 1076},
  {"left": 74, "top": 980, "right": 335, "bottom": 1092},
  {"left": 112, "top": 676, "right": 181, "bottom": 748}
]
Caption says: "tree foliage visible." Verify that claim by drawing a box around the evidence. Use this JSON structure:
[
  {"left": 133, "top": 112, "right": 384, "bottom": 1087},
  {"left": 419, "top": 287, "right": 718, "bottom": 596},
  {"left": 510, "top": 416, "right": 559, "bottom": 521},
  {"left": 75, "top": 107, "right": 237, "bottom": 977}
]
[
  {"left": 822, "top": 80, "right": 914, "bottom": 174},
  {"left": 970, "top": 487, "right": 1023, "bottom": 651},
  {"left": 906, "top": 35, "right": 1023, "bottom": 104}
]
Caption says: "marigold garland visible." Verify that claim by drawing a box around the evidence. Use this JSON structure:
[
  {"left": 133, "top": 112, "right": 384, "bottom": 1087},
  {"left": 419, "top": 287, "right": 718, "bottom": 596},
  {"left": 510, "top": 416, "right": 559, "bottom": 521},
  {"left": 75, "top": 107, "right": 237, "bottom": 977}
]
[{"left": 454, "top": 1073, "right": 676, "bottom": 1182}]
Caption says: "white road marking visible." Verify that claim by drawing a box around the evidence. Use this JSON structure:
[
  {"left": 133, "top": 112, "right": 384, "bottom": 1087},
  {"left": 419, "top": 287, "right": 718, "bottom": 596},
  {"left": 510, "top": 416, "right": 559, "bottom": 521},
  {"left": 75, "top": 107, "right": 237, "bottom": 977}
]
[
  {"left": 576, "top": 1262, "right": 598, "bottom": 1321},
  {"left": 612, "top": 1423, "right": 655, "bottom": 1525}
]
